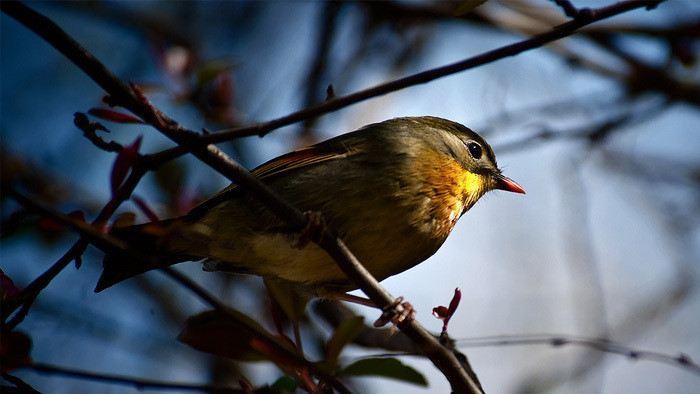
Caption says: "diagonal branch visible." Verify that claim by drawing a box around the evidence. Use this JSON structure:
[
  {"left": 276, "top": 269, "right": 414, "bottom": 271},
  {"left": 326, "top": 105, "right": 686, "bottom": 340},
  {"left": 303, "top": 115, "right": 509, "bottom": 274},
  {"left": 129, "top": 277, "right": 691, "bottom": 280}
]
[{"left": 4, "top": 187, "right": 353, "bottom": 394}]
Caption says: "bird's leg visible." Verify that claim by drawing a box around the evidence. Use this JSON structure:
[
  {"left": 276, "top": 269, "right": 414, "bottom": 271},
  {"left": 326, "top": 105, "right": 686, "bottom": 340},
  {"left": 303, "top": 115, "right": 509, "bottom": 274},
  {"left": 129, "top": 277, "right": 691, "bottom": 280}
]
[
  {"left": 293, "top": 211, "right": 325, "bottom": 249},
  {"left": 373, "top": 297, "right": 415, "bottom": 329},
  {"left": 317, "top": 288, "right": 416, "bottom": 331}
]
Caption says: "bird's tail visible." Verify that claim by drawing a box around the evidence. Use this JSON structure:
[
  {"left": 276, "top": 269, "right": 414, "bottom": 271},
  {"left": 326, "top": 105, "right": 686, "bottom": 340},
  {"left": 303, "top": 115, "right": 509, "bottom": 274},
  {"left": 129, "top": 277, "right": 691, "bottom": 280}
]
[{"left": 95, "top": 218, "right": 194, "bottom": 292}]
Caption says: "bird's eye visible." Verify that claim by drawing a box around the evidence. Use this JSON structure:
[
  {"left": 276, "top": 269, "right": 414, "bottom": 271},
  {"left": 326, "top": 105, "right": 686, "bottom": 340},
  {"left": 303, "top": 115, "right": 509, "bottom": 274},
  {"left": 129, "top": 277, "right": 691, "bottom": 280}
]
[{"left": 466, "top": 142, "right": 482, "bottom": 159}]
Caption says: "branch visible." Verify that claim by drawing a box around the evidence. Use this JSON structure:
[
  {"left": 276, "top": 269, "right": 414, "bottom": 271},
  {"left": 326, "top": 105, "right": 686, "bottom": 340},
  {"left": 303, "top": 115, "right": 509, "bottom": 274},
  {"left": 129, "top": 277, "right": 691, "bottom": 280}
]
[
  {"left": 23, "top": 363, "right": 248, "bottom": 393},
  {"left": 3, "top": 188, "right": 353, "bottom": 394},
  {"left": 202, "top": 0, "right": 664, "bottom": 142},
  {"left": 1, "top": 164, "right": 148, "bottom": 328},
  {"left": 455, "top": 334, "right": 700, "bottom": 375}
]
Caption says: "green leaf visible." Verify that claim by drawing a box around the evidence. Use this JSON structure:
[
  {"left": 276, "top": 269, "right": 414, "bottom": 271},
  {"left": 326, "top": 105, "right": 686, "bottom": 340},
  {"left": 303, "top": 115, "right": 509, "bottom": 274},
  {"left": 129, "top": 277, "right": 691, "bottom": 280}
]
[
  {"left": 326, "top": 316, "right": 364, "bottom": 366},
  {"left": 339, "top": 357, "right": 428, "bottom": 386},
  {"left": 270, "top": 376, "right": 298, "bottom": 393}
]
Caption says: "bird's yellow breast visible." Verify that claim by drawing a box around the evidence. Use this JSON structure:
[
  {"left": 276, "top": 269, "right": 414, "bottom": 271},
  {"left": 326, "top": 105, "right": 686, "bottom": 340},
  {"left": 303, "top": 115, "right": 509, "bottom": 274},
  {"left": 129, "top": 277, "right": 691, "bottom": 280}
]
[{"left": 413, "top": 150, "right": 489, "bottom": 241}]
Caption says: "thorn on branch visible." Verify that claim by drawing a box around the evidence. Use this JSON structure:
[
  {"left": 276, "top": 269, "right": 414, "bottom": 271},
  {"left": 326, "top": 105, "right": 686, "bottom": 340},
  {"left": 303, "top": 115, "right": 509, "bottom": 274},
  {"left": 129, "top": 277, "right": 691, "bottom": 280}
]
[{"left": 326, "top": 84, "right": 336, "bottom": 101}]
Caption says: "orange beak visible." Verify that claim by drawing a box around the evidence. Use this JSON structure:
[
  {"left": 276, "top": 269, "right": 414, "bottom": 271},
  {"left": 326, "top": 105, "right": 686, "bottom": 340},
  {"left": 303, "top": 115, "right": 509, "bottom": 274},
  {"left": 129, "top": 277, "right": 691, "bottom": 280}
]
[{"left": 494, "top": 174, "right": 525, "bottom": 194}]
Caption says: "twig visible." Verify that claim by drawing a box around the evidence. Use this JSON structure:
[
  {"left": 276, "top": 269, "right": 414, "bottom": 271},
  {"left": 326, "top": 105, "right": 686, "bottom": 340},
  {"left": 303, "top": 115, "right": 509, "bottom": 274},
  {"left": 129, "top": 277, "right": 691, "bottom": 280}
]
[
  {"left": 1, "top": 371, "right": 41, "bottom": 393},
  {"left": 202, "top": 0, "right": 664, "bottom": 142},
  {"left": 455, "top": 334, "right": 700, "bottom": 375},
  {"left": 550, "top": 0, "right": 582, "bottom": 19},
  {"left": 1, "top": 165, "right": 148, "bottom": 328},
  {"left": 4, "top": 189, "right": 353, "bottom": 394},
  {"left": 24, "top": 362, "right": 245, "bottom": 393}
]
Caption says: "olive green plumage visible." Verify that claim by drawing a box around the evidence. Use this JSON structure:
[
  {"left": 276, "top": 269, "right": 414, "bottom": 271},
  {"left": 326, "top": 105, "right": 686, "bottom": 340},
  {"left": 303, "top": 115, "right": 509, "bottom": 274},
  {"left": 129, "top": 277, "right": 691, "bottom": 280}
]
[{"left": 96, "top": 116, "right": 524, "bottom": 293}]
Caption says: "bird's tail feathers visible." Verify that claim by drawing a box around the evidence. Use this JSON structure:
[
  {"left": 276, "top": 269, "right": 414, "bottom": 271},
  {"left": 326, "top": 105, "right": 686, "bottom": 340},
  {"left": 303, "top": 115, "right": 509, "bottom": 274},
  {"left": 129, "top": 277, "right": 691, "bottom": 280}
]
[{"left": 95, "top": 218, "right": 194, "bottom": 292}]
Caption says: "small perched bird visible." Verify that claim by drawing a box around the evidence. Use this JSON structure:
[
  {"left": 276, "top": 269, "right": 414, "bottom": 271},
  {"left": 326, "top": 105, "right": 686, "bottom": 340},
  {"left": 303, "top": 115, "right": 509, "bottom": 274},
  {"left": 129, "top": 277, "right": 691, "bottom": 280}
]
[{"left": 96, "top": 116, "right": 524, "bottom": 304}]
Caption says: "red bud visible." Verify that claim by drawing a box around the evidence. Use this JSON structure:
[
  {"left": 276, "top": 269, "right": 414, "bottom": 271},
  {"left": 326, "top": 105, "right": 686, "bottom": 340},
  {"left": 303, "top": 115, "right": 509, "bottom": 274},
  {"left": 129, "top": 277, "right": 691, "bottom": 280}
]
[
  {"left": 110, "top": 136, "right": 142, "bottom": 196},
  {"left": 88, "top": 108, "right": 144, "bottom": 124}
]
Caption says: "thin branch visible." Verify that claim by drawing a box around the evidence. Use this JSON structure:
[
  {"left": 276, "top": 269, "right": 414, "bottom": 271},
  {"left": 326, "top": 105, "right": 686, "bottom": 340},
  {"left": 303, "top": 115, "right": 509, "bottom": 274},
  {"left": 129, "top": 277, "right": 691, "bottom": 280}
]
[
  {"left": 1, "top": 371, "right": 41, "bottom": 393},
  {"left": 4, "top": 189, "right": 353, "bottom": 394},
  {"left": 349, "top": 332, "right": 700, "bottom": 376},
  {"left": 203, "top": 0, "right": 664, "bottom": 142},
  {"left": 1, "top": 165, "right": 148, "bottom": 328},
  {"left": 23, "top": 363, "right": 247, "bottom": 393},
  {"left": 455, "top": 334, "right": 700, "bottom": 375}
]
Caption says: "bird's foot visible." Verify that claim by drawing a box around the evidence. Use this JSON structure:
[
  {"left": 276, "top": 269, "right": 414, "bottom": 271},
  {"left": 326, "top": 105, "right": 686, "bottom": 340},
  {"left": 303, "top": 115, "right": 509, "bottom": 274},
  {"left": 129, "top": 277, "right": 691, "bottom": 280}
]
[
  {"left": 293, "top": 211, "right": 325, "bottom": 249},
  {"left": 373, "top": 297, "right": 415, "bottom": 333}
]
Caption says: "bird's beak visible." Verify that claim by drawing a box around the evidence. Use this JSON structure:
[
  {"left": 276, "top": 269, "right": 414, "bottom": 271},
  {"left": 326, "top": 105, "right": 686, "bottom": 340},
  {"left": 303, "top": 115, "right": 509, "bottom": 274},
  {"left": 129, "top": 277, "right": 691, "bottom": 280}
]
[{"left": 494, "top": 174, "right": 525, "bottom": 194}]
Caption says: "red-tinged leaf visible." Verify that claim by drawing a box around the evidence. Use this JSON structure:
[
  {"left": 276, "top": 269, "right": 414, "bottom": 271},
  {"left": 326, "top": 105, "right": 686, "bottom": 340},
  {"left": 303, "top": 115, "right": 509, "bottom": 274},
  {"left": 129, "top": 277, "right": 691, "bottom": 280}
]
[
  {"left": 0, "top": 269, "right": 20, "bottom": 300},
  {"left": 432, "top": 306, "right": 449, "bottom": 320},
  {"left": 432, "top": 288, "right": 461, "bottom": 332},
  {"left": 131, "top": 195, "right": 161, "bottom": 223},
  {"left": 249, "top": 337, "right": 306, "bottom": 370},
  {"left": 110, "top": 136, "right": 142, "bottom": 196},
  {"left": 447, "top": 287, "right": 461, "bottom": 317},
  {"left": 88, "top": 108, "right": 144, "bottom": 124},
  {"left": 297, "top": 367, "right": 320, "bottom": 393},
  {"left": 178, "top": 310, "right": 266, "bottom": 361},
  {"left": 0, "top": 331, "right": 32, "bottom": 372}
]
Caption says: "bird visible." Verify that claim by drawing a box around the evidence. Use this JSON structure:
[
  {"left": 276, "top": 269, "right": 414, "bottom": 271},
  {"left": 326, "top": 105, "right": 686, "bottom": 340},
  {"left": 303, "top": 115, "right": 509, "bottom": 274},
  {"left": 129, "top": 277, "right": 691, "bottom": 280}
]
[{"left": 95, "top": 116, "right": 524, "bottom": 307}]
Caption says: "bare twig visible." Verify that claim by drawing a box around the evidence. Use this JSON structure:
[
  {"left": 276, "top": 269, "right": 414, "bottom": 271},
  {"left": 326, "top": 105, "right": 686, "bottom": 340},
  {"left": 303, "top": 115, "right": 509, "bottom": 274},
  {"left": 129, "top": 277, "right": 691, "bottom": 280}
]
[
  {"left": 24, "top": 362, "right": 246, "bottom": 393},
  {"left": 1, "top": 164, "right": 148, "bottom": 328},
  {"left": 455, "top": 334, "right": 700, "bottom": 375},
  {"left": 202, "top": 0, "right": 664, "bottom": 142},
  {"left": 1, "top": 371, "right": 41, "bottom": 393},
  {"left": 4, "top": 188, "right": 353, "bottom": 394}
]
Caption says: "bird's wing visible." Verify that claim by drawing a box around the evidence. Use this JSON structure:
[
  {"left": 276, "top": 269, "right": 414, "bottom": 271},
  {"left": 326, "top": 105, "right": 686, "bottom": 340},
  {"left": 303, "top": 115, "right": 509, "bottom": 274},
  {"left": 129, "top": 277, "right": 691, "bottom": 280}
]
[{"left": 185, "top": 143, "right": 354, "bottom": 220}]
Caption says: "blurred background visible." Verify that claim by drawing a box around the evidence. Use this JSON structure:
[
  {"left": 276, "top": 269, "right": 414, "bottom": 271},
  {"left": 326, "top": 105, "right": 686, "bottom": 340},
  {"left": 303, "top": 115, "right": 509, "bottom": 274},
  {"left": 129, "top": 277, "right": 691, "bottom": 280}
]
[{"left": 1, "top": 1, "right": 699, "bottom": 393}]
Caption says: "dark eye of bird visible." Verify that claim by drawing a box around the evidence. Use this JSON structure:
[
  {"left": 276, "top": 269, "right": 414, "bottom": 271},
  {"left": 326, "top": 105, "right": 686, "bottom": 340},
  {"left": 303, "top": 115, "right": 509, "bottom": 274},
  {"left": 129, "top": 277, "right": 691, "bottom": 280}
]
[{"left": 467, "top": 142, "right": 482, "bottom": 160}]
